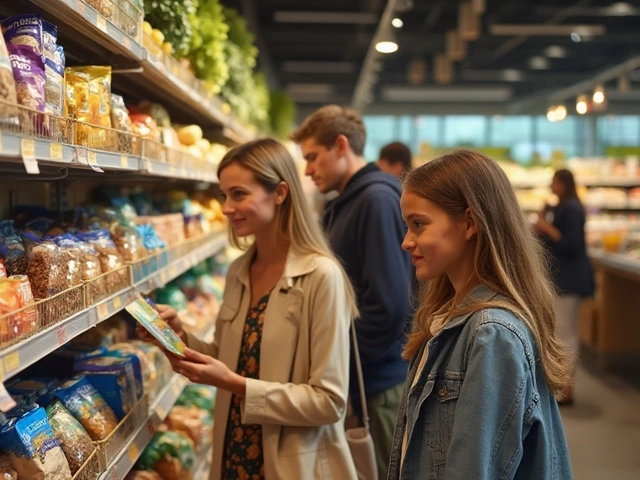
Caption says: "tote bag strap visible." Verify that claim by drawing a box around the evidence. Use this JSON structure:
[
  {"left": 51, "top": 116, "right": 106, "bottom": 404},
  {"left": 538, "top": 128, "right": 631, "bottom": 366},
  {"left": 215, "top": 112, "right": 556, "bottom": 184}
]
[{"left": 350, "top": 319, "right": 370, "bottom": 430}]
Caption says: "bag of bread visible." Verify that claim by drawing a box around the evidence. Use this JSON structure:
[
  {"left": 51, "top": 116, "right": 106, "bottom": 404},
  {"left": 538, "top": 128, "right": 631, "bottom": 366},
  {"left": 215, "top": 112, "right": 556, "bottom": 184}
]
[
  {"left": 46, "top": 402, "right": 96, "bottom": 475},
  {"left": 0, "top": 34, "right": 19, "bottom": 126}
]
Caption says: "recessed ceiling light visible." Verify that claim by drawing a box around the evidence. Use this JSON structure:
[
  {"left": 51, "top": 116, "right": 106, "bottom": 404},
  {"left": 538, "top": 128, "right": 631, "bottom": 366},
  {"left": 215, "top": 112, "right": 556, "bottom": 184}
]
[
  {"left": 571, "top": 32, "right": 582, "bottom": 42},
  {"left": 545, "top": 45, "right": 566, "bottom": 58},
  {"left": 529, "top": 56, "right": 550, "bottom": 70},
  {"left": 392, "top": 17, "right": 403, "bottom": 28},
  {"left": 375, "top": 28, "right": 399, "bottom": 54}
]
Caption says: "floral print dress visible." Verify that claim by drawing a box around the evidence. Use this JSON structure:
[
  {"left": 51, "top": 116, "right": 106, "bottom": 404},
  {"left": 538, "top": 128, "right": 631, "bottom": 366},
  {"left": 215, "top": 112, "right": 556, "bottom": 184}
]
[{"left": 222, "top": 293, "right": 270, "bottom": 480}]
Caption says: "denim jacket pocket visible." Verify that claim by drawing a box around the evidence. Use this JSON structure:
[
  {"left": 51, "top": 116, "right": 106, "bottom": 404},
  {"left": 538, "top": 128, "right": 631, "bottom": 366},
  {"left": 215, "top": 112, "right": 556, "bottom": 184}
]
[{"left": 422, "top": 376, "right": 462, "bottom": 477}]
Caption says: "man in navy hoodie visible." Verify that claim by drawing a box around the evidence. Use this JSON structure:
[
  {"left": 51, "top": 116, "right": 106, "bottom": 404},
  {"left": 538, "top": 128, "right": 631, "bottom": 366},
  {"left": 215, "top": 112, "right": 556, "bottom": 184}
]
[{"left": 291, "top": 105, "right": 411, "bottom": 479}]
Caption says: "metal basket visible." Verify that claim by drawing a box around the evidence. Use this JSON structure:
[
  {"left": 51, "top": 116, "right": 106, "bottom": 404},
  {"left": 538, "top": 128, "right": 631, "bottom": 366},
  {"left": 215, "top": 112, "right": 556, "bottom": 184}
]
[
  {"left": 84, "top": 266, "right": 130, "bottom": 305},
  {"left": 81, "top": 0, "right": 143, "bottom": 42},
  {"left": 95, "top": 394, "right": 149, "bottom": 468},
  {"left": 71, "top": 448, "right": 102, "bottom": 480}
]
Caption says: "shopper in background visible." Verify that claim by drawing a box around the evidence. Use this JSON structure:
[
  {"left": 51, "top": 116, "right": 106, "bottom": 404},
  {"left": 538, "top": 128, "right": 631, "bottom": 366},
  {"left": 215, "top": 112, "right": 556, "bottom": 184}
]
[
  {"left": 535, "top": 168, "right": 595, "bottom": 405},
  {"left": 151, "top": 139, "right": 359, "bottom": 480},
  {"left": 291, "top": 105, "right": 412, "bottom": 480},
  {"left": 377, "top": 142, "right": 413, "bottom": 178},
  {"left": 390, "top": 149, "right": 572, "bottom": 479}
]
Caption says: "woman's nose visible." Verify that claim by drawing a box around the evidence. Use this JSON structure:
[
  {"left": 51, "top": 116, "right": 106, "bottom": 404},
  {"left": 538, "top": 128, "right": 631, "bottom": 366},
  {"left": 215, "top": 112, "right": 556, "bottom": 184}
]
[{"left": 401, "top": 232, "right": 415, "bottom": 252}]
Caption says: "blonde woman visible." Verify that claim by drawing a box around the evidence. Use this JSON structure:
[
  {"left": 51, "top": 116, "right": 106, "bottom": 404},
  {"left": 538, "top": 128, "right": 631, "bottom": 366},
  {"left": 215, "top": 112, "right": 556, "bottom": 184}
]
[
  {"left": 157, "top": 138, "right": 359, "bottom": 480},
  {"left": 389, "top": 150, "right": 572, "bottom": 479}
]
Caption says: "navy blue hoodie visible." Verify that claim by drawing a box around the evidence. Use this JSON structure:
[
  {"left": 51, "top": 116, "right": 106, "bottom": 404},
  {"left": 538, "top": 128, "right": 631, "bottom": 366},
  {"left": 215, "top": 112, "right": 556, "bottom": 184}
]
[{"left": 323, "top": 163, "right": 411, "bottom": 407}]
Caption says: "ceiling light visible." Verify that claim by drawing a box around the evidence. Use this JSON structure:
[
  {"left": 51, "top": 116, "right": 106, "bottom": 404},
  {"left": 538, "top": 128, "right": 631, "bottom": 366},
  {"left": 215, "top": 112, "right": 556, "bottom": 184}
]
[
  {"left": 571, "top": 32, "right": 582, "bottom": 42},
  {"left": 547, "top": 106, "right": 557, "bottom": 122},
  {"left": 392, "top": 17, "right": 403, "bottom": 28},
  {"left": 375, "top": 28, "right": 398, "bottom": 54},
  {"left": 529, "top": 56, "right": 550, "bottom": 70},
  {"left": 545, "top": 45, "right": 566, "bottom": 58},
  {"left": 576, "top": 95, "right": 588, "bottom": 114},
  {"left": 502, "top": 69, "right": 523, "bottom": 82},
  {"left": 609, "top": 2, "right": 633, "bottom": 16},
  {"left": 593, "top": 84, "right": 605, "bottom": 104},
  {"left": 555, "top": 105, "right": 567, "bottom": 121}
]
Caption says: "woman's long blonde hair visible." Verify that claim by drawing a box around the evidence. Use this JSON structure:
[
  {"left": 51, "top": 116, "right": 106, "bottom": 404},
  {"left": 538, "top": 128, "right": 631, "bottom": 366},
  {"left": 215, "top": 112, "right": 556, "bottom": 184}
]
[
  {"left": 403, "top": 149, "right": 570, "bottom": 392},
  {"left": 217, "top": 138, "right": 358, "bottom": 317}
]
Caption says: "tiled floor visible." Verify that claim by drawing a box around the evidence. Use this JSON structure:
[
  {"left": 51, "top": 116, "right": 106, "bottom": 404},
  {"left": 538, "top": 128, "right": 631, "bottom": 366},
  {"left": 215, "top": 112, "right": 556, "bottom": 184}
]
[{"left": 562, "top": 367, "right": 640, "bottom": 480}]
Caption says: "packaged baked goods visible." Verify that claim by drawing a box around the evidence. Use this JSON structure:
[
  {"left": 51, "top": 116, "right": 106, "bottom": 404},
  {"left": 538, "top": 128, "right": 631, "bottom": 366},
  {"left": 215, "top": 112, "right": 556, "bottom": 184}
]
[
  {"left": 24, "top": 236, "right": 64, "bottom": 299},
  {"left": 8, "top": 378, "right": 58, "bottom": 408},
  {"left": 65, "top": 66, "right": 112, "bottom": 149},
  {"left": 0, "top": 454, "right": 17, "bottom": 480},
  {"left": 7, "top": 44, "right": 46, "bottom": 113},
  {"left": 76, "top": 229, "right": 128, "bottom": 292},
  {"left": 1, "top": 15, "right": 43, "bottom": 55},
  {"left": 51, "top": 234, "right": 83, "bottom": 288},
  {"left": 0, "top": 34, "right": 19, "bottom": 126},
  {"left": 107, "top": 343, "right": 150, "bottom": 397},
  {"left": 0, "top": 275, "right": 37, "bottom": 344},
  {"left": 76, "top": 239, "right": 105, "bottom": 303},
  {"left": 0, "top": 405, "right": 72, "bottom": 480},
  {"left": 135, "top": 431, "right": 196, "bottom": 480},
  {"left": 110, "top": 94, "right": 135, "bottom": 153},
  {"left": 110, "top": 224, "right": 147, "bottom": 263},
  {"left": 53, "top": 376, "right": 119, "bottom": 441},
  {"left": 175, "top": 384, "right": 217, "bottom": 413},
  {"left": 85, "top": 0, "right": 115, "bottom": 18},
  {"left": 8, "top": 275, "right": 36, "bottom": 335},
  {"left": 73, "top": 355, "right": 140, "bottom": 419},
  {"left": 137, "top": 224, "right": 166, "bottom": 253},
  {"left": 42, "top": 21, "right": 57, "bottom": 62},
  {"left": 0, "top": 235, "right": 27, "bottom": 276},
  {"left": 46, "top": 401, "right": 96, "bottom": 475},
  {"left": 44, "top": 57, "right": 64, "bottom": 117},
  {"left": 165, "top": 405, "right": 212, "bottom": 452}
]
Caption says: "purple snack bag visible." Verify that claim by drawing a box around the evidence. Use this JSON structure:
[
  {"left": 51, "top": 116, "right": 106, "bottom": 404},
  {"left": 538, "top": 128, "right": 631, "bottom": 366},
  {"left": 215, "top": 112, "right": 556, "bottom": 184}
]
[
  {"left": 7, "top": 44, "right": 45, "bottom": 113},
  {"left": 1, "top": 14, "right": 43, "bottom": 55}
]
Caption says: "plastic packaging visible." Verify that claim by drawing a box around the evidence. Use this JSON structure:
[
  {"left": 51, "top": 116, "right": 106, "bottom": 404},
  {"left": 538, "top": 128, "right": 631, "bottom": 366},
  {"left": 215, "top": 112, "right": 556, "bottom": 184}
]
[
  {"left": 0, "top": 406, "right": 72, "bottom": 480},
  {"left": 135, "top": 431, "right": 196, "bottom": 479},
  {"left": 76, "top": 238, "right": 104, "bottom": 303},
  {"left": 110, "top": 225, "right": 147, "bottom": 263},
  {"left": 0, "top": 34, "right": 19, "bottom": 126},
  {"left": 110, "top": 94, "right": 135, "bottom": 153},
  {"left": 107, "top": 343, "right": 151, "bottom": 397},
  {"left": 0, "top": 236, "right": 27, "bottom": 277},
  {"left": 53, "top": 376, "right": 119, "bottom": 441},
  {"left": 1, "top": 15, "right": 43, "bottom": 55},
  {"left": 24, "top": 236, "right": 64, "bottom": 299},
  {"left": 42, "top": 21, "right": 57, "bottom": 62},
  {"left": 85, "top": 0, "right": 115, "bottom": 18},
  {"left": 46, "top": 402, "right": 96, "bottom": 475},
  {"left": 7, "top": 44, "right": 46, "bottom": 113},
  {"left": 0, "top": 454, "right": 17, "bottom": 480},
  {"left": 125, "top": 297, "right": 186, "bottom": 357},
  {"left": 175, "top": 384, "right": 217, "bottom": 412},
  {"left": 76, "top": 229, "right": 128, "bottom": 293},
  {"left": 51, "top": 234, "right": 83, "bottom": 288}
]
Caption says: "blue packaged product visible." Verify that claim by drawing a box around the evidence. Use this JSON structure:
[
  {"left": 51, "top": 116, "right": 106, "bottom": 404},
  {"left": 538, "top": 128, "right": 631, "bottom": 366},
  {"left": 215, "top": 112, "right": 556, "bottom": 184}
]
[
  {"left": 7, "top": 378, "right": 58, "bottom": 408},
  {"left": 73, "top": 356, "right": 138, "bottom": 419},
  {"left": 0, "top": 405, "right": 72, "bottom": 480},
  {"left": 53, "top": 376, "right": 118, "bottom": 441}
]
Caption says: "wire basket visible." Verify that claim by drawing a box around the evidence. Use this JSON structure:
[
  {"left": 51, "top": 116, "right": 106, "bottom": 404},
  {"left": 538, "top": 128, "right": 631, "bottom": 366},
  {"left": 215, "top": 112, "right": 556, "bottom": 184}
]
[
  {"left": 81, "top": 0, "right": 143, "bottom": 42},
  {"left": 71, "top": 448, "right": 102, "bottom": 480},
  {"left": 95, "top": 394, "right": 149, "bottom": 468},
  {"left": 84, "top": 266, "right": 131, "bottom": 305}
]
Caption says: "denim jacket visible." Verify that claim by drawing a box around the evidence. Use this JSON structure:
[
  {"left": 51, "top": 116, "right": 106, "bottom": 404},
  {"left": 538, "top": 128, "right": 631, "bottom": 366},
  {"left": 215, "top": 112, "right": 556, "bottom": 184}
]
[{"left": 388, "top": 287, "right": 573, "bottom": 480}]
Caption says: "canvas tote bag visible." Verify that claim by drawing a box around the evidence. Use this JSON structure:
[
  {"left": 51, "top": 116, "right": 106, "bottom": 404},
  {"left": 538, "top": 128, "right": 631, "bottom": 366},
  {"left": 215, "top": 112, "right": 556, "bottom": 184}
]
[{"left": 345, "top": 319, "right": 378, "bottom": 480}]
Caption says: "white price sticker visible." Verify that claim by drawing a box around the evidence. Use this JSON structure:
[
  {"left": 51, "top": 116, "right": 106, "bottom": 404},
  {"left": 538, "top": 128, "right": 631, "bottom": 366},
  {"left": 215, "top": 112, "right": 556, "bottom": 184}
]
[
  {"left": 21, "top": 139, "right": 39, "bottom": 174},
  {"left": 87, "top": 150, "right": 104, "bottom": 172},
  {"left": 49, "top": 143, "right": 63, "bottom": 160},
  {"left": 96, "top": 15, "right": 108, "bottom": 32},
  {"left": 75, "top": 147, "right": 88, "bottom": 165}
]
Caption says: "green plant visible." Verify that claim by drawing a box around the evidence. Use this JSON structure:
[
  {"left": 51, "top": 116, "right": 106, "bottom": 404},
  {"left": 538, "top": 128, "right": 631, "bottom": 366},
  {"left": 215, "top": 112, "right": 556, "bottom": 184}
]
[
  {"left": 269, "top": 91, "right": 296, "bottom": 139},
  {"left": 144, "top": 0, "right": 198, "bottom": 57}
]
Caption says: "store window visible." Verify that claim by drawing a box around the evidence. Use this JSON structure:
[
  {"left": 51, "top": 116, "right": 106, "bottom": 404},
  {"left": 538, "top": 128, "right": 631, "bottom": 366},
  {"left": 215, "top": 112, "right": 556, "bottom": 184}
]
[
  {"left": 598, "top": 115, "right": 640, "bottom": 147},
  {"left": 535, "top": 116, "right": 579, "bottom": 160},
  {"left": 444, "top": 116, "right": 487, "bottom": 147},
  {"left": 363, "top": 116, "right": 396, "bottom": 162},
  {"left": 490, "top": 116, "right": 533, "bottom": 163}
]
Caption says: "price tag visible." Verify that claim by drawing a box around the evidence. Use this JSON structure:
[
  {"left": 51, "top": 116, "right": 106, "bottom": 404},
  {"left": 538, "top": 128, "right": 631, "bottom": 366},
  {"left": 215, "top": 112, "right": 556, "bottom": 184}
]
[
  {"left": 76, "top": 0, "right": 86, "bottom": 16},
  {"left": 156, "top": 406, "right": 166, "bottom": 419},
  {"left": 123, "top": 36, "right": 131, "bottom": 49},
  {"left": 169, "top": 265, "right": 178, "bottom": 278},
  {"left": 160, "top": 270, "right": 168, "bottom": 284},
  {"left": 75, "top": 147, "right": 88, "bottom": 165},
  {"left": 4, "top": 352, "right": 20, "bottom": 374},
  {"left": 49, "top": 143, "right": 63, "bottom": 160},
  {"left": 97, "top": 302, "right": 109, "bottom": 321},
  {"left": 87, "top": 150, "right": 104, "bottom": 172},
  {"left": 127, "top": 443, "right": 139, "bottom": 463},
  {"left": 21, "top": 139, "right": 39, "bottom": 174},
  {"left": 96, "top": 15, "right": 108, "bottom": 33},
  {"left": 113, "top": 296, "right": 122, "bottom": 310},
  {"left": 120, "top": 155, "right": 128, "bottom": 168},
  {"left": 56, "top": 324, "right": 68, "bottom": 345}
]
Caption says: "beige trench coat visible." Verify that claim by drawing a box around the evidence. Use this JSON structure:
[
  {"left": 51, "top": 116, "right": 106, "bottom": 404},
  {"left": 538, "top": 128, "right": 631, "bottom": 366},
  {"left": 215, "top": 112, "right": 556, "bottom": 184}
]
[{"left": 185, "top": 246, "right": 358, "bottom": 480}]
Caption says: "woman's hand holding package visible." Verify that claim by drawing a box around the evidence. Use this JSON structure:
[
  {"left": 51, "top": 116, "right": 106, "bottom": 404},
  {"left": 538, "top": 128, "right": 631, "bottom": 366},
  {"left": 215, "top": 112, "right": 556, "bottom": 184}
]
[
  {"left": 167, "top": 347, "right": 246, "bottom": 397},
  {"left": 136, "top": 304, "right": 187, "bottom": 343}
]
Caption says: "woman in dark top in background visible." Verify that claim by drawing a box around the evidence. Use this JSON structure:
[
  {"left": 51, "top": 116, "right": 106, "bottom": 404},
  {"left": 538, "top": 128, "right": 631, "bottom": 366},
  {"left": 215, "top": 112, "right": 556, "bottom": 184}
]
[{"left": 535, "top": 169, "right": 595, "bottom": 405}]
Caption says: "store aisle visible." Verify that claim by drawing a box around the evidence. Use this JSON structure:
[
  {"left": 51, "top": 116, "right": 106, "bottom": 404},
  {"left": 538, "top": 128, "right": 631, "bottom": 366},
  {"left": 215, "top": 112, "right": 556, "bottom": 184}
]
[{"left": 562, "top": 367, "right": 640, "bottom": 480}]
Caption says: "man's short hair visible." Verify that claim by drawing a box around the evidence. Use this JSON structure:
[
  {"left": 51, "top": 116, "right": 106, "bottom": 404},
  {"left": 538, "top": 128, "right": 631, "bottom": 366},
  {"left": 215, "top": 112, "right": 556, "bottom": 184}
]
[
  {"left": 379, "top": 142, "right": 412, "bottom": 173},
  {"left": 290, "top": 105, "right": 366, "bottom": 156}
]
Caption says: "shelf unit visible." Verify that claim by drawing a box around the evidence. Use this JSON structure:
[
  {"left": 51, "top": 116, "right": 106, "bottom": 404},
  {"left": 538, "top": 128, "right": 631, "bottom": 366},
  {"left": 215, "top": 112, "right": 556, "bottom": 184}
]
[
  {"left": 0, "top": 233, "right": 226, "bottom": 381},
  {"left": 97, "top": 374, "right": 190, "bottom": 480},
  {"left": 512, "top": 177, "right": 640, "bottom": 189}
]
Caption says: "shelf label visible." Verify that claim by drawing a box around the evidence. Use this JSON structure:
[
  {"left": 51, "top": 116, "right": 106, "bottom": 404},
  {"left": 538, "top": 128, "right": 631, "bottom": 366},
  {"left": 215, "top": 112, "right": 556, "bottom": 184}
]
[
  {"left": 97, "top": 302, "right": 109, "bottom": 321},
  {"left": 20, "top": 139, "right": 39, "bottom": 174},
  {"left": 113, "top": 296, "right": 122, "bottom": 310},
  {"left": 127, "top": 443, "right": 140, "bottom": 463},
  {"left": 120, "top": 155, "right": 128, "bottom": 168},
  {"left": 76, "top": 0, "right": 86, "bottom": 16},
  {"left": 123, "top": 36, "right": 131, "bottom": 49},
  {"left": 172, "top": 383, "right": 180, "bottom": 395},
  {"left": 87, "top": 150, "right": 104, "bottom": 172},
  {"left": 56, "top": 324, "right": 68, "bottom": 346},
  {"left": 49, "top": 143, "right": 63, "bottom": 160},
  {"left": 180, "top": 167, "right": 187, "bottom": 177},
  {"left": 160, "top": 270, "right": 168, "bottom": 284},
  {"left": 4, "top": 352, "right": 20, "bottom": 374},
  {"left": 96, "top": 15, "right": 108, "bottom": 33},
  {"left": 156, "top": 406, "right": 166, "bottom": 419},
  {"left": 75, "top": 147, "right": 88, "bottom": 165}
]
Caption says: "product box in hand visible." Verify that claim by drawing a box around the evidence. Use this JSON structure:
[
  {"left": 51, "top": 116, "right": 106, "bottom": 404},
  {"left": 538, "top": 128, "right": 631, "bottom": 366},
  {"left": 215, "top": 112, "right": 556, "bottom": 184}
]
[{"left": 126, "top": 296, "right": 186, "bottom": 357}]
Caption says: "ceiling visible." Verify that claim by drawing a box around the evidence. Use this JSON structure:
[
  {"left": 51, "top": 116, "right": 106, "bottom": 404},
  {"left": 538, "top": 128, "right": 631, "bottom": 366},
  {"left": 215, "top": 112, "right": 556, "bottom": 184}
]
[{"left": 223, "top": 0, "right": 640, "bottom": 119}]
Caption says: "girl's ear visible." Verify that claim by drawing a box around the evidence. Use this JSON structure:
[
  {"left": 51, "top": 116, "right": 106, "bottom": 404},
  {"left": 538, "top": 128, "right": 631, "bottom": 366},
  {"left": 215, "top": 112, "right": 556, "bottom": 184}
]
[
  {"left": 465, "top": 208, "right": 478, "bottom": 240},
  {"left": 275, "top": 181, "right": 289, "bottom": 206}
]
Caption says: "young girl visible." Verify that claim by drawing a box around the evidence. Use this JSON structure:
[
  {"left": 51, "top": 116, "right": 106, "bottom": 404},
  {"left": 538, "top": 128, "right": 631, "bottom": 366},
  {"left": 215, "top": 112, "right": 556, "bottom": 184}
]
[
  {"left": 389, "top": 149, "right": 573, "bottom": 479},
  {"left": 535, "top": 169, "right": 595, "bottom": 404},
  {"left": 156, "top": 138, "right": 359, "bottom": 480}
]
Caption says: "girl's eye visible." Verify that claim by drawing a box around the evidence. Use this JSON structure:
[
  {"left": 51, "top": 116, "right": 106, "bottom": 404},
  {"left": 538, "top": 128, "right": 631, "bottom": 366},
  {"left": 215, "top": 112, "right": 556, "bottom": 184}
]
[
  {"left": 232, "top": 191, "right": 246, "bottom": 200},
  {"left": 414, "top": 221, "right": 424, "bottom": 228}
]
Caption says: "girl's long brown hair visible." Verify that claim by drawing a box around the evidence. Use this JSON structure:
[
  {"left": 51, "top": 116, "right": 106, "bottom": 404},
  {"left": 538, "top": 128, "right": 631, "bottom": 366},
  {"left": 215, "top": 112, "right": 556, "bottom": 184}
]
[{"left": 403, "top": 149, "right": 570, "bottom": 392}]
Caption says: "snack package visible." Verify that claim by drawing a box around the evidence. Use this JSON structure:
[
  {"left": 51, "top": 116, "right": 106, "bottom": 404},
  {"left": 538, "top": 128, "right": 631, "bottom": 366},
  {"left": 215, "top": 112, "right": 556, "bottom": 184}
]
[
  {"left": 44, "top": 57, "right": 64, "bottom": 117},
  {"left": 7, "top": 44, "right": 46, "bottom": 113},
  {"left": 7, "top": 378, "right": 57, "bottom": 408},
  {"left": 0, "top": 258, "right": 6, "bottom": 278},
  {"left": 0, "top": 454, "right": 18, "bottom": 480},
  {"left": 110, "top": 94, "right": 135, "bottom": 153},
  {"left": 107, "top": 343, "right": 151, "bottom": 397},
  {"left": 0, "top": 236, "right": 27, "bottom": 276},
  {"left": 175, "top": 384, "right": 217, "bottom": 412},
  {"left": 165, "top": 405, "right": 212, "bottom": 452},
  {"left": 50, "top": 234, "right": 83, "bottom": 288},
  {"left": 0, "top": 275, "right": 37, "bottom": 344},
  {"left": 41, "top": 21, "right": 57, "bottom": 62},
  {"left": 46, "top": 402, "right": 96, "bottom": 475},
  {"left": 0, "top": 406, "right": 72, "bottom": 480},
  {"left": 85, "top": 0, "right": 115, "bottom": 18},
  {"left": 125, "top": 471, "right": 162, "bottom": 480},
  {"left": 125, "top": 297, "right": 186, "bottom": 357},
  {"left": 53, "top": 376, "right": 119, "bottom": 441},
  {"left": 1, "top": 15, "right": 43, "bottom": 55},
  {"left": 73, "top": 356, "right": 140, "bottom": 419},
  {"left": 110, "top": 224, "right": 147, "bottom": 263},
  {"left": 24, "top": 235, "right": 64, "bottom": 299},
  {"left": 76, "top": 239, "right": 105, "bottom": 303},
  {"left": 135, "top": 431, "right": 196, "bottom": 480},
  {"left": 0, "top": 34, "right": 19, "bottom": 126},
  {"left": 64, "top": 66, "right": 112, "bottom": 149},
  {"left": 76, "top": 229, "right": 128, "bottom": 292},
  {"left": 130, "top": 341, "right": 172, "bottom": 391}
]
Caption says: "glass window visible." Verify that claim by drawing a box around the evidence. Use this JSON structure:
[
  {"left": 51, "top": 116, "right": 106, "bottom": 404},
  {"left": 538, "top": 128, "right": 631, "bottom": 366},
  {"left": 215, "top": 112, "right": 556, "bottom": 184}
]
[
  {"left": 535, "top": 116, "right": 579, "bottom": 161},
  {"left": 444, "top": 116, "right": 487, "bottom": 147},
  {"left": 363, "top": 116, "right": 396, "bottom": 162},
  {"left": 598, "top": 115, "right": 640, "bottom": 146},
  {"left": 489, "top": 116, "right": 533, "bottom": 164}
]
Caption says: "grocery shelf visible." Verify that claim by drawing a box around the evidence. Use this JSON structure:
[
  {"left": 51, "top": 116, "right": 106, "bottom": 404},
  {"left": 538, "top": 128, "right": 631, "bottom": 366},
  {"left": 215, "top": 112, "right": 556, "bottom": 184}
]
[
  {"left": 0, "top": 233, "right": 227, "bottom": 381},
  {"left": 589, "top": 249, "right": 640, "bottom": 280},
  {"left": 513, "top": 177, "right": 640, "bottom": 189},
  {"left": 97, "top": 374, "right": 189, "bottom": 480}
]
